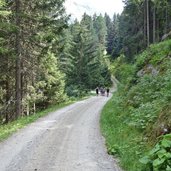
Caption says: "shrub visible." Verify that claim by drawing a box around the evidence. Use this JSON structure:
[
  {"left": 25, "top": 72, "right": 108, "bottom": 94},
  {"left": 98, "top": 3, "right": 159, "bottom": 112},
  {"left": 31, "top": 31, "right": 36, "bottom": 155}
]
[{"left": 140, "top": 134, "right": 171, "bottom": 171}]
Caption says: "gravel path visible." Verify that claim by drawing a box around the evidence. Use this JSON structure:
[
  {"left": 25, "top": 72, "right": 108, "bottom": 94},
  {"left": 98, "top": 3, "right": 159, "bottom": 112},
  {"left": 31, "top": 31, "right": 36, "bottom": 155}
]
[{"left": 0, "top": 95, "right": 121, "bottom": 171}]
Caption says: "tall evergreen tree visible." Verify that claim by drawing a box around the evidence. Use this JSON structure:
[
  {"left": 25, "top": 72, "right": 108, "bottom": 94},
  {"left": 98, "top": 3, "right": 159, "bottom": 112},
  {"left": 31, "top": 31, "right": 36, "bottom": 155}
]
[
  {"left": 0, "top": 0, "right": 69, "bottom": 122},
  {"left": 105, "top": 13, "right": 121, "bottom": 59},
  {"left": 112, "top": 0, "right": 171, "bottom": 61},
  {"left": 59, "top": 13, "right": 112, "bottom": 97},
  {"left": 93, "top": 14, "right": 107, "bottom": 52}
]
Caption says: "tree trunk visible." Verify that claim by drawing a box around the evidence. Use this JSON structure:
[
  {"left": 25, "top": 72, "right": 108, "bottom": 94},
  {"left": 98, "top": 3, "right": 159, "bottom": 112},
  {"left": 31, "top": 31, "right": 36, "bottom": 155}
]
[
  {"left": 26, "top": 103, "right": 29, "bottom": 116},
  {"left": 21, "top": 58, "right": 24, "bottom": 116},
  {"left": 146, "top": 0, "right": 150, "bottom": 46},
  {"left": 144, "top": 0, "right": 147, "bottom": 46},
  {"left": 15, "top": 0, "right": 22, "bottom": 119},
  {"left": 156, "top": 19, "right": 160, "bottom": 42},
  {"left": 165, "top": 5, "right": 168, "bottom": 34},
  {"left": 5, "top": 79, "right": 10, "bottom": 123},
  {"left": 153, "top": 6, "right": 156, "bottom": 43},
  {"left": 33, "top": 103, "right": 36, "bottom": 115},
  {"left": 5, "top": 56, "right": 10, "bottom": 123}
]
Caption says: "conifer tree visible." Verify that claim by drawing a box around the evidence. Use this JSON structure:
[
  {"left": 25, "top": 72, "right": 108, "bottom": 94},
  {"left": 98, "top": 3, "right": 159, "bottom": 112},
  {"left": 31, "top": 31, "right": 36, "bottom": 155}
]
[{"left": 0, "top": 0, "right": 68, "bottom": 121}]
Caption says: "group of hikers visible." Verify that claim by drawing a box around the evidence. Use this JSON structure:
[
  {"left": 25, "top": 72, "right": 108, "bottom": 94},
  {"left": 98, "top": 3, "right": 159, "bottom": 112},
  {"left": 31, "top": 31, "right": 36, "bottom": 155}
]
[{"left": 95, "top": 87, "right": 110, "bottom": 97}]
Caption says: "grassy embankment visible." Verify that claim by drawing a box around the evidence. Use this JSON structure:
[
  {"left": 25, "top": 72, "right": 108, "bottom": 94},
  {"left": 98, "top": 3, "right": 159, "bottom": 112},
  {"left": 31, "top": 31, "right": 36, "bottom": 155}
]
[{"left": 101, "top": 39, "right": 171, "bottom": 171}]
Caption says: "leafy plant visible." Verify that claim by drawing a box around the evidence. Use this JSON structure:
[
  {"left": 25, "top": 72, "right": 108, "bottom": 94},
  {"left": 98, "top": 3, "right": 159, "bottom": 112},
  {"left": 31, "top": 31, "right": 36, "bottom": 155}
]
[
  {"left": 107, "top": 144, "right": 124, "bottom": 156},
  {"left": 140, "top": 134, "right": 171, "bottom": 171},
  {"left": 129, "top": 102, "right": 159, "bottom": 130}
]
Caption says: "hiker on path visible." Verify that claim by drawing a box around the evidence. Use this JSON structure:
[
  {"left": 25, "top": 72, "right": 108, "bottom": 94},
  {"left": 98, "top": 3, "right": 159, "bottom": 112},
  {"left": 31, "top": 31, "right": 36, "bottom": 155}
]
[
  {"left": 106, "top": 88, "right": 109, "bottom": 97},
  {"left": 96, "top": 87, "right": 99, "bottom": 96}
]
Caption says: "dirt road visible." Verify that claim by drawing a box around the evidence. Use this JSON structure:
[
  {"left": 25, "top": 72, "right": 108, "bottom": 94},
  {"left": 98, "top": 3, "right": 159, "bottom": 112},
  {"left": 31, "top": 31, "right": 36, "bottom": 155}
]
[{"left": 0, "top": 96, "right": 121, "bottom": 171}]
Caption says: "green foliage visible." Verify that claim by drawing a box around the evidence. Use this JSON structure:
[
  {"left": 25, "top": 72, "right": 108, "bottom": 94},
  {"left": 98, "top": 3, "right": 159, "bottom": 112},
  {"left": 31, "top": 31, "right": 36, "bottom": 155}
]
[
  {"left": 101, "top": 40, "right": 171, "bottom": 171},
  {"left": 0, "top": 0, "right": 69, "bottom": 122},
  {"left": 0, "top": 0, "right": 11, "bottom": 16},
  {"left": 93, "top": 14, "right": 107, "bottom": 50},
  {"left": 105, "top": 13, "right": 121, "bottom": 58},
  {"left": 65, "top": 85, "right": 88, "bottom": 98},
  {"left": 59, "top": 14, "right": 112, "bottom": 96},
  {"left": 125, "top": 41, "right": 171, "bottom": 131},
  {"left": 108, "top": 144, "right": 123, "bottom": 156},
  {"left": 136, "top": 39, "right": 171, "bottom": 67},
  {"left": 129, "top": 102, "right": 159, "bottom": 130},
  {"left": 140, "top": 134, "right": 171, "bottom": 171},
  {"left": 114, "top": 57, "right": 136, "bottom": 84},
  {"left": 38, "top": 52, "right": 67, "bottom": 105},
  {"left": 101, "top": 93, "right": 145, "bottom": 171},
  {"left": 113, "top": 0, "right": 171, "bottom": 61}
]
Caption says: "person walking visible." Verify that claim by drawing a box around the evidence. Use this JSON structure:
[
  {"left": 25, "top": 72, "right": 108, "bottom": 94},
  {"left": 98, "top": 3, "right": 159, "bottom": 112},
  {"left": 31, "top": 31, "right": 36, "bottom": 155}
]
[
  {"left": 106, "top": 88, "right": 109, "bottom": 97},
  {"left": 96, "top": 87, "right": 99, "bottom": 96}
]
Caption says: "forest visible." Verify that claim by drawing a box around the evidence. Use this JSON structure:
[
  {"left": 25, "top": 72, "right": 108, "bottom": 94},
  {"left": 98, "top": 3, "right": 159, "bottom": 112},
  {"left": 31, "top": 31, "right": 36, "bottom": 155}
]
[
  {"left": 0, "top": 0, "right": 171, "bottom": 170},
  {"left": 101, "top": 0, "right": 171, "bottom": 171},
  {"left": 0, "top": 0, "right": 170, "bottom": 122},
  {"left": 0, "top": 0, "right": 112, "bottom": 123}
]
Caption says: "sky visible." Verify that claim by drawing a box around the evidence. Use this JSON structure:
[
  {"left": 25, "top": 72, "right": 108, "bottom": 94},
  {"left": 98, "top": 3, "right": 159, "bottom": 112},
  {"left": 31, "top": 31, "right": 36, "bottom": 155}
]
[{"left": 64, "top": 0, "right": 124, "bottom": 21}]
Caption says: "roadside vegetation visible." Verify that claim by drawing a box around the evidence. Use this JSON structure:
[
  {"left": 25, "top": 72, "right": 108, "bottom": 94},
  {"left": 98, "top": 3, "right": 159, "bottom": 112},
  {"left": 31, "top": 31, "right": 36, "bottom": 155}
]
[{"left": 101, "top": 39, "right": 171, "bottom": 171}]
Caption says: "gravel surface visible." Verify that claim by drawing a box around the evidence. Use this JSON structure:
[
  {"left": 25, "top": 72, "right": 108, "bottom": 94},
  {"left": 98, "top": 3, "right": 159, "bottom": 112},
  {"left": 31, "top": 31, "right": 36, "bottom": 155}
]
[{"left": 0, "top": 95, "right": 122, "bottom": 171}]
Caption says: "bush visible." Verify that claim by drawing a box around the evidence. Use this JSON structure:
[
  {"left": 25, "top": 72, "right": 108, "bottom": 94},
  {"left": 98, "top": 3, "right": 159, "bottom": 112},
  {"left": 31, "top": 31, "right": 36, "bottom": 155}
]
[
  {"left": 65, "top": 85, "right": 88, "bottom": 97},
  {"left": 140, "top": 134, "right": 171, "bottom": 171}
]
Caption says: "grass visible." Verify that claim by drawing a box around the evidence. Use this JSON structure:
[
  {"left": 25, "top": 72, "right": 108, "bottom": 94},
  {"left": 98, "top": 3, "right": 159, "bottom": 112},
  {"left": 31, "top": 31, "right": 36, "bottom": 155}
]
[{"left": 100, "top": 93, "right": 149, "bottom": 171}]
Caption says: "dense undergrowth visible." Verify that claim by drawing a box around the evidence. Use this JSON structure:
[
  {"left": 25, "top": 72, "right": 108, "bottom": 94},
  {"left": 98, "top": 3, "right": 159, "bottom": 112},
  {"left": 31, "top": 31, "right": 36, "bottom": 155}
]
[{"left": 101, "top": 39, "right": 171, "bottom": 171}]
